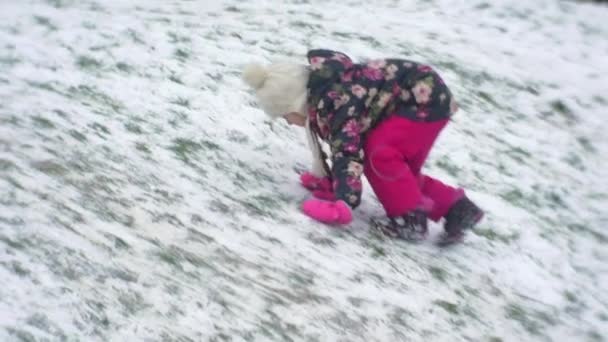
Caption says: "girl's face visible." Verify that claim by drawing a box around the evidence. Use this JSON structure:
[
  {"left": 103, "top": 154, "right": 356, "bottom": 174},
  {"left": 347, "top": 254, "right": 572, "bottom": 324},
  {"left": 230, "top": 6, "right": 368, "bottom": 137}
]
[{"left": 283, "top": 112, "right": 306, "bottom": 127}]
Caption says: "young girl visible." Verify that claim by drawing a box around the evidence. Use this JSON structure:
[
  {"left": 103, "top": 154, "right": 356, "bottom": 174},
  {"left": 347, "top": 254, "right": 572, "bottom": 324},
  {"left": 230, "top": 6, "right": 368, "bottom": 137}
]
[{"left": 242, "top": 49, "right": 483, "bottom": 245}]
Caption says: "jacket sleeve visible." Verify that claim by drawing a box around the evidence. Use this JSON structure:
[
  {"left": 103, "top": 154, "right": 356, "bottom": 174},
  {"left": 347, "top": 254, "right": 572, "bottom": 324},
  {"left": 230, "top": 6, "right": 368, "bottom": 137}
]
[
  {"left": 307, "top": 49, "right": 363, "bottom": 208},
  {"left": 329, "top": 114, "right": 364, "bottom": 209}
]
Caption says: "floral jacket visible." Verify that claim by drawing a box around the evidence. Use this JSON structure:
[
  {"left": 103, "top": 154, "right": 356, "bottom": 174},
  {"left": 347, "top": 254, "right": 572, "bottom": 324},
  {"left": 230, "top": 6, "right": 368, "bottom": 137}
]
[{"left": 306, "top": 49, "right": 458, "bottom": 208}]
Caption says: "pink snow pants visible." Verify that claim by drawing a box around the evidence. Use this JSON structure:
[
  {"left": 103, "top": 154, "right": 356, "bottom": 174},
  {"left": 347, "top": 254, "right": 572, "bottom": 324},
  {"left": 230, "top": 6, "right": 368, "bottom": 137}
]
[{"left": 363, "top": 115, "right": 464, "bottom": 220}]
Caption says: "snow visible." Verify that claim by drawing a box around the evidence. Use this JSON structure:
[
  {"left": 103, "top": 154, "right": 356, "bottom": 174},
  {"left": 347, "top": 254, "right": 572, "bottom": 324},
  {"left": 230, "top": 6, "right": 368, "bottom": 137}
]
[{"left": 1, "top": 0, "right": 607, "bottom": 341}]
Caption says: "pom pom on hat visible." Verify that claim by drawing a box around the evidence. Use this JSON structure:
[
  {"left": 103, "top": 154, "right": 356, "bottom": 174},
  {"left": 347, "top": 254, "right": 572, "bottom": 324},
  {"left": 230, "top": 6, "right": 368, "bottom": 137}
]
[
  {"left": 241, "top": 62, "right": 309, "bottom": 119},
  {"left": 242, "top": 63, "right": 269, "bottom": 90}
]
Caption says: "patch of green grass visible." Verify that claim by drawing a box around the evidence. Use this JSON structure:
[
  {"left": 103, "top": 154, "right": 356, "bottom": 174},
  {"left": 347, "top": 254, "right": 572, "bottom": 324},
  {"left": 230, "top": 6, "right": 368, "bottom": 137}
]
[
  {"left": 76, "top": 55, "right": 103, "bottom": 70},
  {"left": 116, "top": 62, "right": 133, "bottom": 73},
  {"left": 505, "top": 304, "right": 541, "bottom": 335},
  {"left": 10, "top": 261, "right": 30, "bottom": 277},
  {"left": 118, "top": 290, "right": 148, "bottom": 315},
  {"left": 7, "top": 327, "right": 36, "bottom": 342},
  {"left": 289, "top": 20, "right": 321, "bottom": 29},
  {"left": 587, "top": 330, "right": 604, "bottom": 342},
  {"left": 90, "top": 122, "right": 110, "bottom": 135},
  {"left": 68, "top": 85, "right": 123, "bottom": 113},
  {"left": 201, "top": 139, "right": 221, "bottom": 151},
  {"left": 82, "top": 21, "right": 96, "bottom": 29},
  {"left": 428, "top": 266, "right": 448, "bottom": 282},
  {"left": 563, "top": 290, "right": 578, "bottom": 303},
  {"left": 544, "top": 191, "right": 567, "bottom": 209},
  {"left": 474, "top": 228, "right": 520, "bottom": 243},
  {"left": 68, "top": 129, "right": 87, "bottom": 142},
  {"left": 169, "top": 74, "right": 183, "bottom": 84},
  {"left": 157, "top": 249, "right": 183, "bottom": 269},
  {"left": 46, "top": 0, "right": 66, "bottom": 7},
  {"left": 124, "top": 122, "right": 143, "bottom": 134},
  {"left": 371, "top": 245, "right": 386, "bottom": 258},
  {"left": 225, "top": 6, "right": 241, "bottom": 12},
  {"left": 26, "top": 81, "right": 62, "bottom": 95},
  {"left": 505, "top": 303, "right": 557, "bottom": 336},
  {"left": 104, "top": 233, "right": 131, "bottom": 251},
  {"left": 208, "top": 198, "right": 231, "bottom": 213},
  {"left": 125, "top": 28, "right": 145, "bottom": 44},
  {"left": 167, "top": 32, "right": 191, "bottom": 43},
  {"left": 592, "top": 95, "right": 606, "bottom": 105},
  {"left": 434, "top": 300, "right": 459, "bottom": 315},
  {"left": 477, "top": 90, "right": 501, "bottom": 108},
  {"left": 567, "top": 223, "right": 607, "bottom": 244},
  {"left": 306, "top": 233, "right": 336, "bottom": 247},
  {"left": 227, "top": 130, "right": 249, "bottom": 144},
  {"left": 32, "top": 160, "right": 68, "bottom": 176},
  {"left": 0, "top": 56, "right": 20, "bottom": 66},
  {"left": 174, "top": 48, "right": 190, "bottom": 61},
  {"left": 169, "top": 138, "right": 202, "bottom": 163},
  {"left": 436, "top": 159, "right": 460, "bottom": 177},
  {"left": 505, "top": 146, "right": 531, "bottom": 164},
  {"left": 171, "top": 97, "right": 190, "bottom": 108},
  {"left": 0, "top": 158, "right": 17, "bottom": 171},
  {"left": 33, "top": 16, "right": 57, "bottom": 30},
  {"left": 487, "top": 337, "right": 503, "bottom": 342},
  {"left": 135, "top": 142, "right": 150, "bottom": 154},
  {"left": 500, "top": 188, "right": 539, "bottom": 209},
  {"left": 31, "top": 116, "right": 55, "bottom": 129},
  {"left": 0, "top": 216, "right": 26, "bottom": 227},
  {"left": 564, "top": 152, "right": 585, "bottom": 171},
  {"left": 550, "top": 100, "right": 576, "bottom": 121},
  {"left": 577, "top": 136, "right": 596, "bottom": 153}
]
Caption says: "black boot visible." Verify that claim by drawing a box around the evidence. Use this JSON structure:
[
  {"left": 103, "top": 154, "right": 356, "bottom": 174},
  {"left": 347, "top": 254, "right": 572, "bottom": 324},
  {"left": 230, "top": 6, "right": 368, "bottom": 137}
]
[
  {"left": 438, "top": 196, "right": 484, "bottom": 246},
  {"left": 373, "top": 210, "right": 428, "bottom": 241}
]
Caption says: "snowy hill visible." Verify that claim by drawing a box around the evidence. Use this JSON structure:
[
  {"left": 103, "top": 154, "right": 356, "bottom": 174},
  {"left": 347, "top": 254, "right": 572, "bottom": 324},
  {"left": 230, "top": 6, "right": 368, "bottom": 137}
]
[{"left": 1, "top": 0, "right": 607, "bottom": 341}]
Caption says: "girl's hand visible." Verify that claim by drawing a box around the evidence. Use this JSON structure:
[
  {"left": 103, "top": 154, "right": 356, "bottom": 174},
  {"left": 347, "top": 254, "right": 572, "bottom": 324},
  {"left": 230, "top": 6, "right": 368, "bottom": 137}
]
[
  {"left": 300, "top": 172, "right": 332, "bottom": 192},
  {"left": 311, "top": 189, "right": 336, "bottom": 201},
  {"left": 301, "top": 199, "right": 352, "bottom": 225}
]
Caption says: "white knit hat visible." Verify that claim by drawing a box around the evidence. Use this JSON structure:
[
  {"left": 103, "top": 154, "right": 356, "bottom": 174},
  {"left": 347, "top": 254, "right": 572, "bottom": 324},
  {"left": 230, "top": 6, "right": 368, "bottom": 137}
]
[
  {"left": 242, "top": 62, "right": 309, "bottom": 118},
  {"left": 242, "top": 62, "right": 328, "bottom": 177}
]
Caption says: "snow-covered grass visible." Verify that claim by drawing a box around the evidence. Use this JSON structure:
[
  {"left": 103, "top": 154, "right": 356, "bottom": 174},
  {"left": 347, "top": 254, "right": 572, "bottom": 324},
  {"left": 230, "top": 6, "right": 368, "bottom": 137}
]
[{"left": 1, "top": 0, "right": 607, "bottom": 341}]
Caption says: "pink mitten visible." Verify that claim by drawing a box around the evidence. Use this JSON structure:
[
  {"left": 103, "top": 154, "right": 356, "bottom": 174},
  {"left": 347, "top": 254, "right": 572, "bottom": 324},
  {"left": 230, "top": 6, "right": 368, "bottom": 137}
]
[
  {"left": 302, "top": 199, "right": 352, "bottom": 225},
  {"left": 312, "top": 190, "right": 336, "bottom": 201},
  {"left": 300, "top": 172, "right": 332, "bottom": 192}
]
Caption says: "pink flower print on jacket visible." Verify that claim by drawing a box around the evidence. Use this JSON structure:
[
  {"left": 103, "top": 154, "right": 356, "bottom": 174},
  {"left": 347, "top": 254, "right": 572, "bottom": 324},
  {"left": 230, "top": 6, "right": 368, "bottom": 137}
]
[
  {"left": 385, "top": 64, "right": 399, "bottom": 80},
  {"left": 416, "top": 107, "right": 430, "bottom": 119},
  {"left": 347, "top": 106, "right": 356, "bottom": 116},
  {"left": 362, "top": 67, "right": 384, "bottom": 81},
  {"left": 342, "top": 70, "right": 354, "bottom": 82},
  {"left": 412, "top": 79, "right": 433, "bottom": 104},
  {"left": 450, "top": 97, "right": 459, "bottom": 114},
  {"left": 331, "top": 53, "right": 353, "bottom": 68},
  {"left": 344, "top": 142, "right": 359, "bottom": 154},
  {"left": 365, "top": 88, "right": 378, "bottom": 107},
  {"left": 351, "top": 84, "right": 367, "bottom": 99},
  {"left": 367, "top": 59, "right": 387, "bottom": 69},
  {"left": 310, "top": 56, "right": 326, "bottom": 70},
  {"left": 417, "top": 65, "right": 433, "bottom": 73},
  {"left": 333, "top": 93, "right": 351, "bottom": 110},
  {"left": 343, "top": 119, "right": 360, "bottom": 137},
  {"left": 346, "top": 176, "right": 363, "bottom": 191},
  {"left": 377, "top": 92, "right": 393, "bottom": 108},
  {"left": 327, "top": 91, "right": 340, "bottom": 100},
  {"left": 347, "top": 160, "right": 364, "bottom": 177}
]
